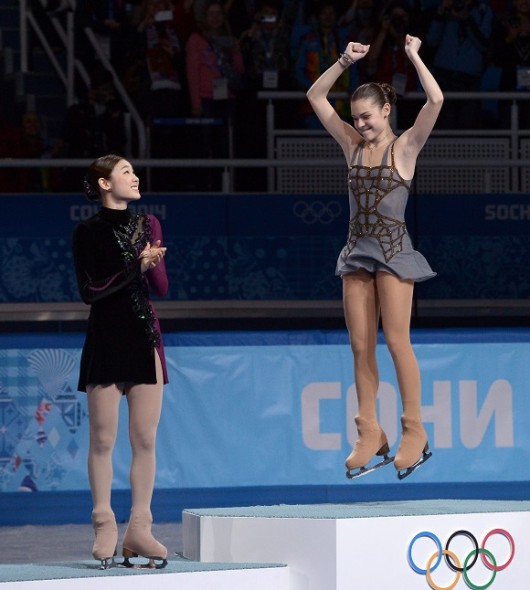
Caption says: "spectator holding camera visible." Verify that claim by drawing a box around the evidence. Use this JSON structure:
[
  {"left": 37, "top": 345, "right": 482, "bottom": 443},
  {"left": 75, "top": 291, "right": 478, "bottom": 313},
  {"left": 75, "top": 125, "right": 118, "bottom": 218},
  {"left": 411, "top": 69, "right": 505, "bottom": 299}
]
[
  {"left": 427, "top": 0, "right": 493, "bottom": 127},
  {"left": 366, "top": 1, "right": 415, "bottom": 88},
  {"left": 489, "top": 0, "right": 530, "bottom": 125},
  {"left": 240, "top": 0, "right": 297, "bottom": 91},
  {"left": 365, "top": 1, "right": 419, "bottom": 126},
  {"left": 493, "top": 0, "right": 530, "bottom": 91},
  {"left": 338, "top": 0, "right": 378, "bottom": 84},
  {"left": 236, "top": 0, "right": 298, "bottom": 187}
]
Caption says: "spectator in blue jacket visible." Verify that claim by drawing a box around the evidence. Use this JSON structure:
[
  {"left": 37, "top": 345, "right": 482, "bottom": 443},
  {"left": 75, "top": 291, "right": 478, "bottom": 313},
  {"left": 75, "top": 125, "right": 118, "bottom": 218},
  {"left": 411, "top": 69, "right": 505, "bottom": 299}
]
[{"left": 427, "top": 0, "right": 492, "bottom": 127}]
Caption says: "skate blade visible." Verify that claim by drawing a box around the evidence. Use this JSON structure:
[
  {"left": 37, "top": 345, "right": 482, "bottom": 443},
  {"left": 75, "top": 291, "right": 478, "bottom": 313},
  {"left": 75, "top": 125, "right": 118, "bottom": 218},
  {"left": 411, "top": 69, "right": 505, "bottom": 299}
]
[
  {"left": 396, "top": 450, "right": 433, "bottom": 480},
  {"left": 97, "top": 557, "right": 118, "bottom": 570},
  {"left": 346, "top": 454, "right": 394, "bottom": 479},
  {"left": 121, "top": 555, "right": 168, "bottom": 569}
]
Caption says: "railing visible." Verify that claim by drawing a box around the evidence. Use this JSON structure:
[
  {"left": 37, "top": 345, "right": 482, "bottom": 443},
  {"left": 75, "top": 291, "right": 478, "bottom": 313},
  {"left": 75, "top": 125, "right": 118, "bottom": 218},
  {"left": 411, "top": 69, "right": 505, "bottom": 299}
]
[
  {"left": 2, "top": 85, "right": 530, "bottom": 192},
  {"left": 10, "top": 0, "right": 530, "bottom": 186},
  {"left": 11, "top": 0, "right": 530, "bottom": 187},
  {"left": 259, "top": 90, "right": 530, "bottom": 193},
  {"left": 18, "top": 0, "right": 147, "bottom": 157},
  {"left": 0, "top": 153, "right": 528, "bottom": 193}
]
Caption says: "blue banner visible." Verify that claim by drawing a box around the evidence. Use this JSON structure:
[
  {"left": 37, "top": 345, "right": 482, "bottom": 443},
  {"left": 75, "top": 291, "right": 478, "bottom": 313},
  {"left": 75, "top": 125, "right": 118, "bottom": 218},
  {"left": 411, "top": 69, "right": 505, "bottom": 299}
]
[
  {"left": 0, "top": 329, "right": 527, "bottom": 493},
  {"left": 1, "top": 192, "right": 529, "bottom": 302}
]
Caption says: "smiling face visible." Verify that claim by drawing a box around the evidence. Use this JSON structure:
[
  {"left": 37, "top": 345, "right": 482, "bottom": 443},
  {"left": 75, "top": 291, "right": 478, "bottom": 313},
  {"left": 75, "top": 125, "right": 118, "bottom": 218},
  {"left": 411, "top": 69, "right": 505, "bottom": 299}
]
[
  {"left": 351, "top": 98, "right": 391, "bottom": 142},
  {"left": 99, "top": 159, "right": 140, "bottom": 208}
]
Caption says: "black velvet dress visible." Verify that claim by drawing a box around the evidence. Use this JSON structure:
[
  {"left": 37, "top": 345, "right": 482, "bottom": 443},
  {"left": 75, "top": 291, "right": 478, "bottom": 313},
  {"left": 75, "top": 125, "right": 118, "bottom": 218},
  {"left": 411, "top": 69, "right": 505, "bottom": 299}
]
[{"left": 72, "top": 206, "right": 169, "bottom": 392}]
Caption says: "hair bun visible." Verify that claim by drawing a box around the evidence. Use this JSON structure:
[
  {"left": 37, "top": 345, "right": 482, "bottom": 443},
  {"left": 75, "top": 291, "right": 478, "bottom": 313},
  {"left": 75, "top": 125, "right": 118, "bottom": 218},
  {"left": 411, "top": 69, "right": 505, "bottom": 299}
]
[
  {"left": 379, "top": 83, "right": 397, "bottom": 105},
  {"left": 83, "top": 177, "right": 101, "bottom": 202}
]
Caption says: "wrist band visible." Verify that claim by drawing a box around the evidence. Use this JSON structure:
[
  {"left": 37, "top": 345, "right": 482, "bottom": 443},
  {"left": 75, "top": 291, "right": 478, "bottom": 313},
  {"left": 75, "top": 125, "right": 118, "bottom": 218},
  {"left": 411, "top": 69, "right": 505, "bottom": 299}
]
[{"left": 338, "top": 52, "right": 353, "bottom": 68}]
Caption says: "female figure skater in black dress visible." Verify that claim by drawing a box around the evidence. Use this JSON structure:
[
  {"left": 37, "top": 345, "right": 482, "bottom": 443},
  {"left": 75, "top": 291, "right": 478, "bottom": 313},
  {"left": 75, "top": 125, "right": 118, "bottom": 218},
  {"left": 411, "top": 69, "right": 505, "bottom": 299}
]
[
  {"left": 307, "top": 36, "right": 443, "bottom": 479},
  {"left": 72, "top": 154, "right": 169, "bottom": 568}
]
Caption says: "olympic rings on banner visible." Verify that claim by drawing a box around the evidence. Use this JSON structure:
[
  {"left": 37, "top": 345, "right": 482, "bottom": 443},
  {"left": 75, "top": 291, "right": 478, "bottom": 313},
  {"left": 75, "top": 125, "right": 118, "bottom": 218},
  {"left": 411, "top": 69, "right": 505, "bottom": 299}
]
[
  {"left": 293, "top": 200, "right": 342, "bottom": 224},
  {"left": 408, "top": 529, "right": 515, "bottom": 590}
]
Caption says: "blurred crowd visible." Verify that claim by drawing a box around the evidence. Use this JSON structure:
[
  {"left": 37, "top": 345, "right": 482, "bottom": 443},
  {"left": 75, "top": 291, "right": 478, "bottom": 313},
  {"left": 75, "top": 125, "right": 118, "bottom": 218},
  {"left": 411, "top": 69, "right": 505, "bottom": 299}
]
[{"left": 2, "top": 0, "right": 530, "bottom": 191}]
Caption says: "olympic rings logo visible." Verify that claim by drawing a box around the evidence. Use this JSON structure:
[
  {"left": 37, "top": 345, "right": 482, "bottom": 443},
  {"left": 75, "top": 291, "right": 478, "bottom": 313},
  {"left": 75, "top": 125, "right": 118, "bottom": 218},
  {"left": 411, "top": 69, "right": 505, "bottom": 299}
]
[
  {"left": 293, "top": 200, "right": 342, "bottom": 225},
  {"left": 408, "top": 529, "right": 515, "bottom": 590}
]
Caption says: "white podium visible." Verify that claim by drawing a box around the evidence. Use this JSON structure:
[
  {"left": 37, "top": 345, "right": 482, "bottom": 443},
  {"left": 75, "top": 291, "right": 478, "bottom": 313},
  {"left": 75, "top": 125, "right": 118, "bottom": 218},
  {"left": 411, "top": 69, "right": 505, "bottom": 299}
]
[{"left": 183, "top": 499, "right": 530, "bottom": 590}]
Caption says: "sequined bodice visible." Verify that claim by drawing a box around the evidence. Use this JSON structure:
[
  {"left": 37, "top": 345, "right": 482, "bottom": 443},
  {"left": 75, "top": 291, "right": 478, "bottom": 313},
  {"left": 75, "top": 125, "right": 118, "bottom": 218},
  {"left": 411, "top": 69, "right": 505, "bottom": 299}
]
[
  {"left": 96, "top": 207, "right": 160, "bottom": 348},
  {"left": 343, "top": 141, "right": 411, "bottom": 263}
]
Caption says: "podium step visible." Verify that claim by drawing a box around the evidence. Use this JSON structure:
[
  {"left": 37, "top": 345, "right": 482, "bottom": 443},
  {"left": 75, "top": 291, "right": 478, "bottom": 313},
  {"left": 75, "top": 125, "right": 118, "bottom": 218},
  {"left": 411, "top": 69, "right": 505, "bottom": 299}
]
[
  {"left": 0, "top": 555, "right": 289, "bottom": 590},
  {"left": 183, "top": 499, "right": 530, "bottom": 590}
]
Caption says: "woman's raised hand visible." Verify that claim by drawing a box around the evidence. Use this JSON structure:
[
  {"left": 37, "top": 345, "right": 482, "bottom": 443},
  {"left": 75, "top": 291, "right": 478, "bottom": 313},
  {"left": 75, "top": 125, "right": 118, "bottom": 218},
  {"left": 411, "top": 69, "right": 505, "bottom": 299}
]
[
  {"left": 342, "top": 41, "right": 370, "bottom": 63},
  {"left": 404, "top": 35, "right": 422, "bottom": 57}
]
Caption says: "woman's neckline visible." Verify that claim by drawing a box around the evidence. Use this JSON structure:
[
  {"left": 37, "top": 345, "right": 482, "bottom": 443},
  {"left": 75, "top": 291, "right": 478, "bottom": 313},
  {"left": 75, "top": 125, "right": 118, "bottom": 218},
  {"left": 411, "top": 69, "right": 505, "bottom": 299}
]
[{"left": 99, "top": 206, "right": 131, "bottom": 220}]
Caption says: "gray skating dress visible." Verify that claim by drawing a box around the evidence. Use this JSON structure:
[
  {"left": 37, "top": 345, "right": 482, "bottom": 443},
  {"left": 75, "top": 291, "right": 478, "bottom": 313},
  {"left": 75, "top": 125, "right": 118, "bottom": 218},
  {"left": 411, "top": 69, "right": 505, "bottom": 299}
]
[{"left": 336, "top": 140, "right": 435, "bottom": 281}]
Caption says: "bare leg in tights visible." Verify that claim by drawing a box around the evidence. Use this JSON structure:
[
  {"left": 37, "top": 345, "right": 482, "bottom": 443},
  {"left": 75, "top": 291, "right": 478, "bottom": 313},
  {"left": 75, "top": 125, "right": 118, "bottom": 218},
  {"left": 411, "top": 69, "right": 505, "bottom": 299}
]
[
  {"left": 376, "top": 271, "right": 420, "bottom": 421},
  {"left": 122, "top": 351, "right": 167, "bottom": 563},
  {"left": 376, "top": 271, "right": 428, "bottom": 472},
  {"left": 87, "top": 383, "right": 122, "bottom": 564},
  {"left": 126, "top": 352, "right": 164, "bottom": 514},
  {"left": 87, "top": 351, "right": 167, "bottom": 565},
  {"left": 343, "top": 270, "right": 388, "bottom": 471},
  {"left": 343, "top": 270, "right": 380, "bottom": 423},
  {"left": 87, "top": 384, "right": 122, "bottom": 516},
  {"left": 343, "top": 270, "right": 427, "bottom": 473}
]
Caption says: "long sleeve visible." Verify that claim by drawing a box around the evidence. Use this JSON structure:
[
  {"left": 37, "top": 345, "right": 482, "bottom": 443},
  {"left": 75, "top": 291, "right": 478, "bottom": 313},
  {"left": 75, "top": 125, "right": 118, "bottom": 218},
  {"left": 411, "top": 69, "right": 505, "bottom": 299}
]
[
  {"left": 145, "top": 214, "right": 169, "bottom": 297},
  {"left": 72, "top": 222, "right": 141, "bottom": 305}
]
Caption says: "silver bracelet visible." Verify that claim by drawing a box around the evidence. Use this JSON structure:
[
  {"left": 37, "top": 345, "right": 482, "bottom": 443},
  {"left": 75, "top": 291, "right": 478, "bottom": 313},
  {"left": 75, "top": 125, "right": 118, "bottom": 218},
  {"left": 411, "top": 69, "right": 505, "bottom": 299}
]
[{"left": 338, "top": 52, "right": 353, "bottom": 68}]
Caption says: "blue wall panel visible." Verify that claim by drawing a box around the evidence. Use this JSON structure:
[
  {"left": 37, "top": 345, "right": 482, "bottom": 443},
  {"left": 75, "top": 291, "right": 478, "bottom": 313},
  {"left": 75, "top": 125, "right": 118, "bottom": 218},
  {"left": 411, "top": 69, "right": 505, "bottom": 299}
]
[
  {"left": 0, "top": 329, "right": 527, "bottom": 491},
  {"left": 1, "top": 192, "right": 529, "bottom": 302},
  {"left": 0, "top": 328, "right": 528, "bottom": 524}
]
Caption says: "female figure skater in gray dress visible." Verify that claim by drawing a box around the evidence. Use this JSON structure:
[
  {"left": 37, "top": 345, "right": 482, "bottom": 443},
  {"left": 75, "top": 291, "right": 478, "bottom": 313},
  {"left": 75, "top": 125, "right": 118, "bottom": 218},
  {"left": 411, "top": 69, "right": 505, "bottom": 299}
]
[{"left": 306, "top": 36, "right": 443, "bottom": 479}]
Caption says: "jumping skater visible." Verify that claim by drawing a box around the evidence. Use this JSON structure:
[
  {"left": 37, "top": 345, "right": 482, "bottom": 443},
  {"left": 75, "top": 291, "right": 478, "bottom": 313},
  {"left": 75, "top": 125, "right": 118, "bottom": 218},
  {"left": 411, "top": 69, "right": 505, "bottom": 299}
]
[{"left": 306, "top": 36, "right": 443, "bottom": 479}]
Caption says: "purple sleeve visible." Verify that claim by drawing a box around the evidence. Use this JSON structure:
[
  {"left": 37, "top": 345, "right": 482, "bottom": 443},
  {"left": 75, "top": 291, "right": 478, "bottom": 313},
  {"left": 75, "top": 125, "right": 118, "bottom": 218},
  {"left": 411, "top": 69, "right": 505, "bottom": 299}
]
[{"left": 145, "top": 215, "right": 169, "bottom": 297}]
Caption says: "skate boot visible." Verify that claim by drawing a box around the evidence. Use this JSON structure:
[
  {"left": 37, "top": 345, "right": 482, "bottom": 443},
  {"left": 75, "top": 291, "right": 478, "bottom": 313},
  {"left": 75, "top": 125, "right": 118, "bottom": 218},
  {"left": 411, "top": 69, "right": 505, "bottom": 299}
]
[
  {"left": 345, "top": 417, "right": 394, "bottom": 479},
  {"left": 122, "top": 509, "right": 168, "bottom": 569},
  {"left": 394, "top": 417, "right": 432, "bottom": 480},
  {"left": 91, "top": 509, "right": 118, "bottom": 569}
]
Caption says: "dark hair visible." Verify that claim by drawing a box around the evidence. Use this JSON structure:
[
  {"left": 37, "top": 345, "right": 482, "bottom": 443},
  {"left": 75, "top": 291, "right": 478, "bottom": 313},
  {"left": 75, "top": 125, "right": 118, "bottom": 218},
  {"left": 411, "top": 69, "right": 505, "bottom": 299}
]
[
  {"left": 351, "top": 82, "right": 397, "bottom": 109},
  {"left": 83, "top": 154, "right": 124, "bottom": 202}
]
